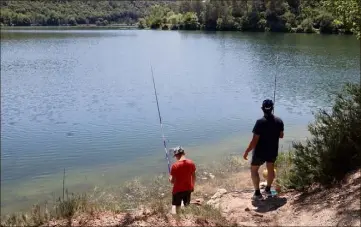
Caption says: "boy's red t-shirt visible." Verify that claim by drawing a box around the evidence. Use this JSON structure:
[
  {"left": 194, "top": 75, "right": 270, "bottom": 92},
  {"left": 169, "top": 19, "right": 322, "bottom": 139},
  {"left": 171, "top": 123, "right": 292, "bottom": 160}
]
[{"left": 170, "top": 159, "right": 196, "bottom": 194}]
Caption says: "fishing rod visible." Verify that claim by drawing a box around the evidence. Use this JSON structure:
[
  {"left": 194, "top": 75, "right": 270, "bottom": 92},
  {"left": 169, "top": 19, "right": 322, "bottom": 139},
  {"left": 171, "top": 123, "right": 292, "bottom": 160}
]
[
  {"left": 273, "top": 55, "right": 279, "bottom": 113},
  {"left": 151, "top": 66, "right": 171, "bottom": 174}
]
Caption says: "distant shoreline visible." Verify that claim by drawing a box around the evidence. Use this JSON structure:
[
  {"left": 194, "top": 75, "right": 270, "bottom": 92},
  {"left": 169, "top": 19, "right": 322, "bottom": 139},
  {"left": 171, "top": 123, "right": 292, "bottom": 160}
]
[
  {"left": 0, "top": 25, "right": 355, "bottom": 37},
  {"left": 0, "top": 24, "right": 139, "bottom": 30}
]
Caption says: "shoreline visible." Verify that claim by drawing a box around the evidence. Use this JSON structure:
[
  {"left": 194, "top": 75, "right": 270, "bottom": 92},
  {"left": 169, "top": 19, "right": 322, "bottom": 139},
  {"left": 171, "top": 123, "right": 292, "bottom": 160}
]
[
  {"left": 0, "top": 25, "right": 139, "bottom": 30},
  {"left": 0, "top": 25, "right": 356, "bottom": 36}
]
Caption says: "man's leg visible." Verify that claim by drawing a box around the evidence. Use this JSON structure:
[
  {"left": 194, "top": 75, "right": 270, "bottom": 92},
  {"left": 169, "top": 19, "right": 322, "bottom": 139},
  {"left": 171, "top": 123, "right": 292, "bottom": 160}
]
[
  {"left": 172, "top": 192, "right": 182, "bottom": 214},
  {"left": 251, "top": 165, "right": 261, "bottom": 191},
  {"left": 251, "top": 155, "right": 265, "bottom": 199},
  {"left": 265, "top": 161, "right": 276, "bottom": 192}
]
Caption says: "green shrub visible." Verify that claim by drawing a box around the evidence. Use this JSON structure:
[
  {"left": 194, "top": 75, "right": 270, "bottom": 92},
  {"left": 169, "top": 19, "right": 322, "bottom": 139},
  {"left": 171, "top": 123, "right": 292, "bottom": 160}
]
[
  {"left": 149, "top": 17, "right": 162, "bottom": 29},
  {"left": 161, "top": 24, "right": 169, "bottom": 30},
  {"left": 287, "top": 83, "right": 361, "bottom": 190},
  {"left": 282, "top": 11, "right": 296, "bottom": 27},
  {"left": 315, "top": 12, "right": 336, "bottom": 33},
  {"left": 170, "top": 24, "right": 179, "bottom": 30},
  {"left": 68, "top": 17, "right": 77, "bottom": 26},
  {"left": 182, "top": 12, "right": 199, "bottom": 30},
  {"left": 285, "top": 22, "right": 291, "bottom": 31},
  {"left": 257, "top": 18, "right": 267, "bottom": 31},
  {"left": 95, "top": 18, "right": 109, "bottom": 26},
  {"left": 300, "top": 18, "right": 315, "bottom": 33},
  {"left": 138, "top": 18, "right": 146, "bottom": 29},
  {"left": 239, "top": 15, "right": 250, "bottom": 31},
  {"left": 167, "top": 13, "right": 182, "bottom": 25},
  {"left": 247, "top": 12, "right": 260, "bottom": 31}
]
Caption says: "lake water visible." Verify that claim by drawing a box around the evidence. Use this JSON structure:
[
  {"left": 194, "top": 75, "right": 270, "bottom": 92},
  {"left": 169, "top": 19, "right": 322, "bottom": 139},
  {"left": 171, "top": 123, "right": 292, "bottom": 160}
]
[{"left": 1, "top": 29, "right": 360, "bottom": 214}]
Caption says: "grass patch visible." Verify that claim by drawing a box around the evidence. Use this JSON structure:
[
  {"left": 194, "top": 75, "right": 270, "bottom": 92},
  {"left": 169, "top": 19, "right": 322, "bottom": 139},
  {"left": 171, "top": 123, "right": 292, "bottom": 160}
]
[{"left": 182, "top": 204, "right": 228, "bottom": 225}]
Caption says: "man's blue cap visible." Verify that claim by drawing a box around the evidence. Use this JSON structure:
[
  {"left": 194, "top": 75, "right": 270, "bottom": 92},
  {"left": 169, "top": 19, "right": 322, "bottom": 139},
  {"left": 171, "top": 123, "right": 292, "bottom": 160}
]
[{"left": 262, "top": 99, "right": 274, "bottom": 110}]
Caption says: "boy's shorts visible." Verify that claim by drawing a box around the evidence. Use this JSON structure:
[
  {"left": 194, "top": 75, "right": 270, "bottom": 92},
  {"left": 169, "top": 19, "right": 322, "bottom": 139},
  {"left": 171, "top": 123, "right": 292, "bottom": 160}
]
[{"left": 172, "top": 190, "right": 192, "bottom": 206}]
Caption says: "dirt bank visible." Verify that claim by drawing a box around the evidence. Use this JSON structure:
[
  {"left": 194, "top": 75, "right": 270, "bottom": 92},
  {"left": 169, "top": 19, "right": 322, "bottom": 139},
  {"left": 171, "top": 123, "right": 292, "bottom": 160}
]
[{"left": 41, "top": 169, "right": 360, "bottom": 227}]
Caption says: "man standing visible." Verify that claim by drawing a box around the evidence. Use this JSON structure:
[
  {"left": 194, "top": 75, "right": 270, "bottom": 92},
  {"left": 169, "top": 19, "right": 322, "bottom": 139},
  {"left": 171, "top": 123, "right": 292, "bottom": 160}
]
[
  {"left": 243, "top": 99, "right": 284, "bottom": 200},
  {"left": 169, "top": 146, "right": 196, "bottom": 214}
]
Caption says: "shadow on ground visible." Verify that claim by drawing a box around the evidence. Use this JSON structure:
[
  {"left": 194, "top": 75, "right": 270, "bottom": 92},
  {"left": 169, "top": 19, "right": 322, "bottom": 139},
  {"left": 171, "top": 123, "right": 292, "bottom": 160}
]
[{"left": 251, "top": 197, "right": 287, "bottom": 213}]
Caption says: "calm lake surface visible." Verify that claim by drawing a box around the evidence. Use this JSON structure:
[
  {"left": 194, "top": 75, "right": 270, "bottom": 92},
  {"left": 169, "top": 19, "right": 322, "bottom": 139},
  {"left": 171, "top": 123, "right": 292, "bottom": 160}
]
[{"left": 1, "top": 29, "right": 360, "bottom": 214}]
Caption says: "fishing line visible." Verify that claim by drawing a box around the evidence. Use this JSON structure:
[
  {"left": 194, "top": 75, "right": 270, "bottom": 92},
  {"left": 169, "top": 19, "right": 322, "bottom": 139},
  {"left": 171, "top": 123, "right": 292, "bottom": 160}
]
[
  {"left": 273, "top": 55, "right": 279, "bottom": 113},
  {"left": 150, "top": 65, "right": 171, "bottom": 173}
]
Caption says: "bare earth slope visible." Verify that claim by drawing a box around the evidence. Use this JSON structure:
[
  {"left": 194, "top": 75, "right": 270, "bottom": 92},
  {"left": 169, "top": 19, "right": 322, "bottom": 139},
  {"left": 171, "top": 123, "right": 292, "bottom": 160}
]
[
  {"left": 43, "top": 170, "right": 360, "bottom": 227},
  {"left": 212, "top": 169, "right": 360, "bottom": 226}
]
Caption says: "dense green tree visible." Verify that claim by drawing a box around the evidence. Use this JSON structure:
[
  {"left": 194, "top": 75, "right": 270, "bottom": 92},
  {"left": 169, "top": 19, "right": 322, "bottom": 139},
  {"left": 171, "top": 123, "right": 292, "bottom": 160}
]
[{"left": 322, "top": 0, "right": 361, "bottom": 37}]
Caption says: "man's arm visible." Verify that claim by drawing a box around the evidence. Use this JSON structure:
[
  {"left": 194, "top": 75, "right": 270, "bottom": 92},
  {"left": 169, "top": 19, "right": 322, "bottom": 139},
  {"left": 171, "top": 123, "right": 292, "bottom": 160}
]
[
  {"left": 279, "top": 119, "right": 284, "bottom": 138},
  {"left": 245, "top": 134, "right": 260, "bottom": 153},
  {"left": 243, "top": 134, "right": 260, "bottom": 160},
  {"left": 243, "top": 120, "right": 261, "bottom": 160}
]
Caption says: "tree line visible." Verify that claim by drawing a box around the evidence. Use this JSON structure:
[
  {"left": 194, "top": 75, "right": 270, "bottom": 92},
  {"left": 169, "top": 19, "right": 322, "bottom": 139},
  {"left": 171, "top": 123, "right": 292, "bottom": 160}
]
[
  {"left": 1, "top": 0, "right": 360, "bottom": 37},
  {"left": 140, "top": 0, "right": 360, "bottom": 37}
]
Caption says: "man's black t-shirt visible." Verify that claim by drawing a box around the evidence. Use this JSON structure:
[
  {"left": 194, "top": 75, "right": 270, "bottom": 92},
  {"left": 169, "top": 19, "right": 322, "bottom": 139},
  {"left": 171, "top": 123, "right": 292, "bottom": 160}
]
[{"left": 252, "top": 114, "right": 284, "bottom": 159}]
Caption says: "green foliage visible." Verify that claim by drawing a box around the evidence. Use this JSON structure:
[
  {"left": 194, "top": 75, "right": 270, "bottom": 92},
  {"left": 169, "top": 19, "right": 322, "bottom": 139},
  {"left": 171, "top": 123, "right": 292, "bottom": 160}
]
[
  {"left": 322, "top": 0, "right": 361, "bottom": 38},
  {"left": 282, "top": 11, "right": 296, "bottom": 27},
  {"left": 144, "top": 4, "right": 171, "bottom": 29},
  {"left": 68, "top": 17, "right": 77, "bottom": 26},
  {"left": 314, "top": 11, "right": 336, "bottom": 33},
  {"left": 138, "top": 18, "right": 146, "bottom": 29},
  {"left": 285, "top": 83, "right": 361, "bottom": 190},
  {"left": 95, "top": 18, "right": 109, "bottom": 26},
  {"left": 257, "top": 18, "right": 267, "bottom": 31},
  {"left": 299, "top": 18, "right": 316, "bottom": 33},
  {"left": 182, "top": 12, "right": 199, "bottom": 30},
  {"left": 1, "top": 0, "right": 360, "bottom": 38}
]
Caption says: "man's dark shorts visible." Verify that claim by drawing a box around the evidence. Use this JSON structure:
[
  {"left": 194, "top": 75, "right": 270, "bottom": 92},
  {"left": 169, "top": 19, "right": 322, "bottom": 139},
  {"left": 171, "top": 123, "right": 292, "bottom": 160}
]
[
  {"left": 251, "top": 155, "right": 277, "bottom": 166},
  {"left": 172, "top": 190, "right": 192, "bottom": 206}
]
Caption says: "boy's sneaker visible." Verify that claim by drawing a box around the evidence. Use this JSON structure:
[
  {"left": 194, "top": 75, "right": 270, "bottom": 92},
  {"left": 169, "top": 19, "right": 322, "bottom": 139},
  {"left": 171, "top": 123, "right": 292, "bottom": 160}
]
[
  {"left": 264, "top": 189, "right": 272, "bottom": 197},
  {"left": 252, "top": 193, "right": 263, "bottom": 201}
]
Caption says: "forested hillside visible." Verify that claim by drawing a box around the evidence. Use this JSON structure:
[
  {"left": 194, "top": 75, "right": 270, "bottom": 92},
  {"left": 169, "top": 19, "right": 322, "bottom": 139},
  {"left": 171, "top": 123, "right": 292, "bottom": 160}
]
[
  {"left": 1, "top": 0, "right": 360, "bottom": 37},
  {"left": 0, "top": 1, "right": 174, "bottom": 26}
]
